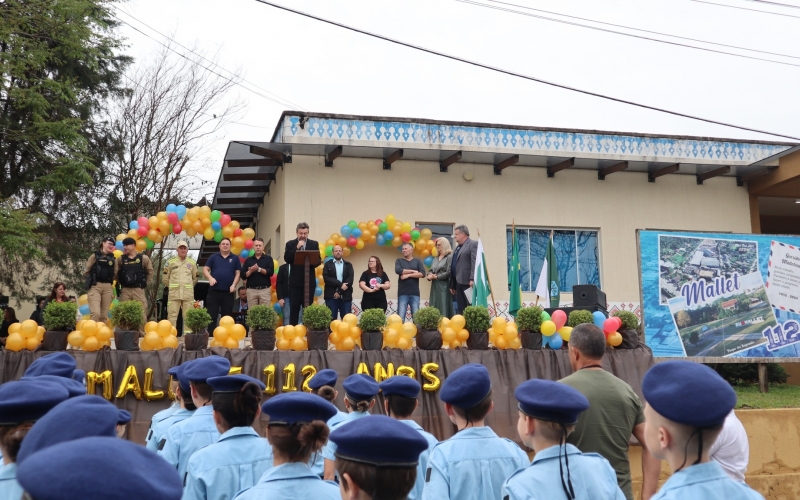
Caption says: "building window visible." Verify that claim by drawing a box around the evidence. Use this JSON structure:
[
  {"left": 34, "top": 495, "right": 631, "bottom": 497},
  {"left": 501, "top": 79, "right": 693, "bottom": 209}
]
[
  {"left": 507, "top": 228, "right": 601, "bottom": 293},
  {"left": 415, "top": 223, "right": 454, "bottom": 246}
]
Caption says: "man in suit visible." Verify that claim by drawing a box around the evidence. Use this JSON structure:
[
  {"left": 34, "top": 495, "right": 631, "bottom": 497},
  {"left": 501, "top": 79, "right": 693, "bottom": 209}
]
[
  {"left": 322, "top": 244, "right": 355, "bottom": 320},
  {"left": 449, "top": 224, "right": 478, "bottom": 314},
  {"left": 283, "top": 222, "right": 319, "bottom": 325},
  {"left": 275, "top": 263, "right": 296, "bottom": 326}
]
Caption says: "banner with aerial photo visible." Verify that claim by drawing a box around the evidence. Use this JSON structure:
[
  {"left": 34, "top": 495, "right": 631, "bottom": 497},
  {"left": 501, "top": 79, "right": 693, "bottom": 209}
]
[{"left": 639, "top": 230, "right": 800, "bottom": 358}]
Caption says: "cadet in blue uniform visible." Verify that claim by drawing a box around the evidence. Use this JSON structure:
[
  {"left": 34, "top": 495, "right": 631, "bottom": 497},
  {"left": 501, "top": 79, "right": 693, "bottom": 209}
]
[
  {"left": 642, "top": 361, "right": 764, "bottom": 500},
  {"left": 147, "top": 363, "right": 197, "bottom": 451},
  {"left": 330, "top": 414, "right": 430, "bottom": 500},
  {"left": 379, "top": 376, "right": 438, "bottom": 500},
  {"left": 160, "top": 355, "right": 231, "bottom": 479},
  {"left": 17, "top": 436, "right": 183, "bottom": 500},
  {"left": 308, "top": 368, "right": 347, "bottom": 476},
  {"left": 322, "top": 374, "right": 380, "bottom": 480},
  {"left": 422, "top": 363, "right": 529, "bottom": 500},
  {"left": 146, "top": 365, "right": 182, "bottom": 444},
  {"left": 233, "top": 392, "right": 340, "bottom": 500},
  {"left": 0, "top": 379, "right": 70, "bottom": 500},
  {"left": 184, "top": 374, "right": 272, "bottom": 500},
  {"left": 502, "top": 379, "right": 625, "bottom": 500}
]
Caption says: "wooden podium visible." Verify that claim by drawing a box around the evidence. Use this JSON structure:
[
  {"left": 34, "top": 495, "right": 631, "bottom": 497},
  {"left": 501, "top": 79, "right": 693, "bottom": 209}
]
[{"left": 293, "top": 250, "right": 321, "bottom": 307}]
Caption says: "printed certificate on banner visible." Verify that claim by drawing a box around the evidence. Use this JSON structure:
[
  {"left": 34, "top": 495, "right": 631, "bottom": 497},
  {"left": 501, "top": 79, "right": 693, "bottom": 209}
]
[{"left": 767, "top": 241, "right": 800, "bottom": 314}]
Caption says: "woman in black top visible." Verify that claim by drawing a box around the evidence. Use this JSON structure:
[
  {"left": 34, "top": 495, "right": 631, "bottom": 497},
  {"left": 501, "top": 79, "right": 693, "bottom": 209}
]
[
  {"left": 0, "top": 307, "right": 18, "bottom": 345},
  {"left": 358, "top": 256, "right": 391, "bottom": 313}
]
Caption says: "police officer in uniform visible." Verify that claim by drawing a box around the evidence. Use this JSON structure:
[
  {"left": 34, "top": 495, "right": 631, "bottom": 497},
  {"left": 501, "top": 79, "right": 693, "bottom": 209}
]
[
  {"left": 162, "top": 240, "right": 198, "bottom": 333},
  {"left": 117, "top": 237, "right": 154, "bottom": 327},
  {"left": 84, "top": 236, "right": 118, "bottom": 323}
]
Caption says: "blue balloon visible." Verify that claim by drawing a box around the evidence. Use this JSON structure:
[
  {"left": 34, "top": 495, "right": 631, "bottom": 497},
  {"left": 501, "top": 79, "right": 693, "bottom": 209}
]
[
  {"left": 273, "top": 303, "right": 282, "bottom": 314},
  {"left": 424, "top": 256, "right": 434, "bottom": 267},
  {"left": 351, "top": 228, "right": 362, "bottom": 238},
  {"left": 176, "top": 205, "right": 187, "bottom": 218},
  {"left": 79, "top": 304, "right": 90, "bottom": 315},
  {"left": 211, "top": 222, "right": 221, "bottom": 231},
  {"left": 341, "top": 226, "right": 351, "bottom": 238},
  {"left": 240, "top": 249, "right": 249, "bottom": 258},
  {"left": 129, "top": 220, "right": 138, "bottom": 230},
  {"left": 548, "top": 334, "right": 563, "bottom": 350},
  {"left": 314, "top": 286, "right": 323, "bottom": 297},
  {"left": 376, "top": 234, "right": 385, "bottom": 246},
  {"left": 592, "top": 311, "right": 606, "bottom": 328},
  {"left": 166, "top": 203, "right": 177, "bottom": 213},
  {"left": 384, "top": 231, "right": 393, "bottom": 241},
  {"left": 115, "top": 241, "right": 123, "bottom": 250}
]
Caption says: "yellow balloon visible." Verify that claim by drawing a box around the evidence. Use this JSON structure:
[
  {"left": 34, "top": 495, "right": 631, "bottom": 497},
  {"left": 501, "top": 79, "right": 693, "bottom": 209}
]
[
  {"left": 492, "top": 317, "right": 507, "bottom": 333},
  {"left": 8, "top": 323, "right": 20, "bottom": 334},
  {"left": 401, "top": 322, "right": 417, "bottom": 338},
  {"left": 442, "top": 328, "right": 456, "bottom": 342},
  {"left": 83, "top": 336, "right": 100, "bottom": 352},
  {"left": 355, "top": 240, "right": 365, "bottom": 250},
  {"left": 558, "top": 326, "right": 573, "bottom": 342},
  {"left": 509, "top": 337, "right": 522, "bottom": 349},
  {"left": 608, "top": 332, "right": 623, "bottom": 347},
  {"left": 204, "top": 228, "right": 215, "bottom": 240},
  {"left": 230, "top": 324, "right": 247, "bottom": 341},
  {"left": 457, "top": 328, "right": 470, "bottom": 342},
  {"left": 97, "top": 327, "right": 112, "bottom": 342},
  {"left": 489, "top": 329, "right": 497, "bottom": 344},
  {"left": 329, "top": 331, "right": 341, "bottom": 345},
  {"left": 350, "top": 326, "right": 362, "bottom": 339},
  {"left": 25, "top": 337, "right": 40, "bottom": 350},
  {"left": 439, "top": 317, "right": 450, "bottom": 332},
  {"left": 385, "top": 214, "right": 396, "bottom": 227},
  {"left": 222, "top": 227, "right": 234, "bottom": 239},
  {"left": 330, "top": 319, "right": 341, "bottom": 332},
  {"left": 242, "top": 228, "right": 256, "bottom": 240},
  {"left": 162, "top": 335, "right": 179, "bottom": 349},
  {"left": 224, "top": 336, "right": 239, "bottom": 349},
  {"left": 213, "top": 326, "right": 229, "bottom": 341},
  {"left": 276, "top": 326, "right": 284, "bottom": 339},
  {"left": 383, "top": 328, "right": 398, "bottom": 346},
  {"left": 450, "top": 315, "right": 466, "bottom": 331},
  {"left": 495, "top": 335, "right": 508, "bottom": 350},
  {"left": 340, "top": 337, "right": 355, "bottom": 351},
  {"left": 449, "top": 339, "right": 461, "bottom": 349},
  {"left": 337, "top": 322, "right": 351, "bottom": 337},
  {"left": 5, "top": 333, "right": 24, "bottom": 351},
  {"left": 144, "top": 321, "right": 158, "bottom": 334},
  {"left": 144, "top": 332, "right": 160, "bottom": 348},
  {"left": 113, "top": 249, "right": 123, "bottom": 259},
  {"left": 294, "top": 324, "right": 307, "bottom": 338},
  {"left": 401, "top": 222, "right": 412, "bottom": 233},
  {"left": 396, "top": 336, "right": 411, "bottom": 350},
  {"left": 541, "top": 320, "right": 557, "bottom": 336},
  {"left": 291, "top": 336, "right": 305, "bottom": 351},
  {"left": 284, "top": 325, "right": 297, "bottom": 339},
  {"left": 82, "top": 320, "right": 98, "bottom": 337},
  {"left": 503, "top": 325, "right": 518, "bottom": 341},
  {"left": 219, "top": 316, "right": 235, "bottom": 328},
  {"left": 158, "top": 320, "right": 173, "bottom": 337},
  {"left": 343, "top": 313, "right": 358, "bottom": 327},
  {"left": 136, "top": 239, "right": 147, "bottom": 251},
  {"left": 68, "top": 331, "right": 85, "bottom": 347},
  {"left": 277, "top": 338, "right": 291, "bottom": 351},
  {"left": 387, "top": 314, "right": 403, "bottom": 325}
]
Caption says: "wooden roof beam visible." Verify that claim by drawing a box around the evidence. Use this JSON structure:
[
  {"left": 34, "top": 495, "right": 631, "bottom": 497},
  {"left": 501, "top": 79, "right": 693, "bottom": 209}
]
[
  {"left": 697, "top": 166, "right": 730, "bottom": 185},
  {"left": 493, "top": 154, "right": 519, "bottom": 175},
  {"left": 648, "top": 164, "right": 679, "bottom": 183},
  {"left": 325, "top": 145, "right": 343, "bottom": 167},
  {"left": 737, "top": 167, "right": 772, "bottom": 187},
  {"left": 547, "top": 158, "right": 575, "bottom": 178},
  {"left": 383, "top": 149, "right": 403, "bottom": 170},
  {"left": 249, "top": 145, "right": 291, "bottom": 164},
  {"left": 598, "top": 161, "right": 628, "bottom": 180},
  {"left": 222, "top": 172, "right": 275, "bottom": 182},
  {"left": 440, "top": 151, "right": 462, "bottom": 173},
  {"left": 227, "top": 159, "right": 279, "bottom": 168}
]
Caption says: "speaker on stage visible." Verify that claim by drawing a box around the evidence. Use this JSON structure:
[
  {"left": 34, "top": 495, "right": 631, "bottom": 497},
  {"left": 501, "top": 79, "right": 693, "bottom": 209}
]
[{"left": 572, "top": 285, "right": 607, "bottom": 311}]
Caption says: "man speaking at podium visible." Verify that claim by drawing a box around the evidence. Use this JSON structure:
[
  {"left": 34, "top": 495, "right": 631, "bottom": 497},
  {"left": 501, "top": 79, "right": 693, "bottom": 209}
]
[{"left": 284, "top": 222, "right": 319, "bottom": 325}]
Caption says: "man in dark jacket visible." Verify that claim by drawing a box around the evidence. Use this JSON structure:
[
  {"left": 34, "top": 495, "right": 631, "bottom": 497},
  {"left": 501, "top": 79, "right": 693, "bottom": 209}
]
[
  {"left": 449, "top": 224, "right": 478, "bottom": 314},
  {"left": 322, "top": 245, "right": 355, "bottom": 320},
  {"left": 283, "top": 222, "right": 319, "bottom": 325}
]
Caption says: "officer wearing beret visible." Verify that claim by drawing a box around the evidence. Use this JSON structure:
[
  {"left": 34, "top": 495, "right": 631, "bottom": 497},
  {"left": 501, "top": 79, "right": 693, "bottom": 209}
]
[
  {"left": 330, "top": 414, "right": 430, "bottom": 500},
  {"left": 307, "top": 368, "right": 347, "bottom": 476},
  {"left": 322, "top": 374, "right": 380, "bottom": 481},
  {"left": 642, "top": 361, "right": 763, "bottom": 500},
  {"left": 234, "top": 392, "right": 339, "bottom": 500},
  {"left": 183, "top": 375, "right": 272, "bottom": 500},
  {"left": 20, "top": 374, "right": 86, "bottom": 398},
  {"left": 159, "top": 356, "right": 231, "bottom": 479},
  {"left": 146, "top": 366, "right": 182, "bottom": 445},
  {"left": 17, "top": 436, "right": 183, "bottom": 500},
  {"left": 0, "top": 379, "right": 70, "bottom": 500},
  {"left": 422, "top": 363, "right": 528, "bottom": 500},
  {"left": 380, "top": 376, "right": 438, "bottom": 500},
  {"left": 146, "top": 363, "right": 196, "bottom": 451},
  {"left": 502, "top": 379, "right": 625, "bottom": 500}
]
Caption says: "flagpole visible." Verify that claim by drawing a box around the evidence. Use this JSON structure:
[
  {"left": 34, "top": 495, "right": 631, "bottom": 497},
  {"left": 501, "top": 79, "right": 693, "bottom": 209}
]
[{"left": 476, "top": 228, "right": 498, "bottom": 317}]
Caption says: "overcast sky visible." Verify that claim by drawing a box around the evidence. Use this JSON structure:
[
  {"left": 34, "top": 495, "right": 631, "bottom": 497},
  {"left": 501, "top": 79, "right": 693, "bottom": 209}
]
[{"left": 115, "top": 0, "right": 800, "bottom": 193}]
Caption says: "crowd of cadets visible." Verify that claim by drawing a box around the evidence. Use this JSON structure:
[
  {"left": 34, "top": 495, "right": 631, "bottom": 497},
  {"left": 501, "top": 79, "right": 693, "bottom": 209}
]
[{"left": 0, "top": 347, "right": 765, "bottom": 499}]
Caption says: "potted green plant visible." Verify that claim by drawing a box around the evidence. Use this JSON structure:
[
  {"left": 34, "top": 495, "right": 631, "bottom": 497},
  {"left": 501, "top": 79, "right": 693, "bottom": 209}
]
[
  {"left": 42, "top": 301, "right": 78, "bottom": 351},
  {"left": 302, "top": 304, "right": 332, "bottom": 350},
  {"left": 110, "top": 300, "right": 144, "bottom": 351},
  {"left": 516, "top": 305, "right": 544, "bottom": 350},
  {"left": 184, "top": 307, "right": 212, "bottom": 351},
  {"left": 464, "top": 305, "right": 491, "bottom": 350},
  {"left": 612, "top": 310, "right": 641, "bottom": 349},
  {"left": 413, "top": 306, "right": 442, "bottom": 350},
  {"left": 567, "top": 310, "right": 594, "bottom": 328},
  {"left": 358, "top": 308, "right": 387, "bottom": 350},
  {"left": 247, "top": 305, "right": 279, "bottom": 351}
]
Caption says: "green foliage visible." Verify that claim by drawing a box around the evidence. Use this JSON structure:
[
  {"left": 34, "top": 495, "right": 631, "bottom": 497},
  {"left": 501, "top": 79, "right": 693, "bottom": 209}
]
[
  {"left": 734, "top": 385, "right": 800, "bottom": 409},
  {"left": 567, "top": 310, "right": 594, "bottom": 327},
  {"left": 111, "top": 300, "right": 143, "bottom": 331},
  {"left": 42, "top": 301, "right": 78, "bottom": 331},
  {"left": 414, "top": 306, "right": 442, "bottom": 331},
  {"left": 464, "top": 306, "right": 491, "bottom": 334},
  {"left": 302, "top": 304, "right": 331, "bottom": 330},
  {"left": 359, "top": 308, "right": 387, "bottom": 332},
  {"left": 713, "top": 363, "right": 788, "bottom": 386},
  {"left": 185, "top": 307, "right": 212, "bottom": 333},
  {"left": 0, "top": 201, "right": 45, "bottom": 301},
  {"left": 516, "top": 306, "right": 543, "bottom": 332},
  {"left": 247, "top": 305, "right": 278, "bottom": 331},
  {"left": 612, "top": 310, "right": 640, "bottom": 331}
]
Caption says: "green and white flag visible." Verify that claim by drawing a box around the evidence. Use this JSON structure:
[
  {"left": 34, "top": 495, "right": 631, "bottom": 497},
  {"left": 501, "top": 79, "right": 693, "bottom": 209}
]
[
  {"left": 534, "top": 234, "right": 560, "bottom": 307},
  {"left": 508, "top": 228, "right": 522, "bottom": 318},
  {"left": 472, "top": 238, "right": 491, "bottom": 307}
]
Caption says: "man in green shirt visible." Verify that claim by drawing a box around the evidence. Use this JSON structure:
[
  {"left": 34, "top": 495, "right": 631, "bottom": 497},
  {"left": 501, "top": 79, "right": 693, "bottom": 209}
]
[{"left": 560, "top": 323, "right": 661, "bottom": 500}]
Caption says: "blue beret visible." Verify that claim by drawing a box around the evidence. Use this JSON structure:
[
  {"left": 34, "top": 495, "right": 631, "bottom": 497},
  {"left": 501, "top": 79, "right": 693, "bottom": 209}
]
[
  {"left": 182, "top": 356, "right": 230, "bottom": 383},
  {"left": 261, "top": 392, "right": 337, "bottom": 425},
  {"left": 343, "top": 374, "right": 379, "bottom": 401},
  {"left": 118, "top": 409, "right": 132, "bottom": 425},
  {"left": 17, "top": 437, "right": 183, "bottom": 500},
  {"left": 440, "top": 363, "right": 491, "bottom": 409},
  {"left": 380, "top": 376, "right": 421, "bottom": 399},
  {"left": 17, "top": 395, "right": 119, "bottom": 463},
  {"left": 22, "top": 374, "right": 86, "bottom": 398},
  {"left": 167, "top": 365, "right": 181, "bottom": 377},
  {"left": 172, "top": 361, "right": 193, "bottom": 395},
  {"left": 24, "top": 352, "right": 76, "bottom": 378},
  {"left": 330, "top": 415, "right": 429, "bottom": 466},
  {"left": 207, "top": 374, "right": 266, "bottom": 393},
  {"left": 0, "top": 380, "right": 70, "bottom": 424},
  {"left": 514, "top": 379, "right": 589, "bottom": 425},
  {"left": 73, "top": 369, "right": 86, "bottom": 383},
  {"left": 308, "top": 369, "right": 338, "bottom": 390}
]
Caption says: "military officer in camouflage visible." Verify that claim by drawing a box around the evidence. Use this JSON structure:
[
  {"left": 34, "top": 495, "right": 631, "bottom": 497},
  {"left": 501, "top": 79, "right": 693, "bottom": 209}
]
[{"left": 162, "top": 240, "right": 198, "bottom": 333}]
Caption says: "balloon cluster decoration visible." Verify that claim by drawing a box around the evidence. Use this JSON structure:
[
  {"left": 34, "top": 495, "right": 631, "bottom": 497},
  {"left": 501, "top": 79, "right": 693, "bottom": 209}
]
[
  {"left": 488, "top": 317, "right": 521, "bottom": 350},
  {"left": 598, "top": 314, "right": 624, "bottom": 347},
  {"left": 141, "top": 320, "right": 180, "bottom": 351},
  {"left": 328, "top": 315, "right": 361, "bottom": 351},
  {"left": 210, "top": 316, "right": 248, "bottom": 349},
  {"left": 3, "top": 321, "right": 44, "bottom": 351},
  {"left": 276, "top": 324, "right": 310, "bottom": 351},
  {"left": 381, "top": 314, "right": 416, "bottom": 350},
  {"left": 67, "top": 320, "right": 114, "bottom": 351},
  {"left": 439, "top": 315, "right": 469, "bottom": 349},
  {"left": 540, "top": 309, "right": 572, "bottom": 349}
]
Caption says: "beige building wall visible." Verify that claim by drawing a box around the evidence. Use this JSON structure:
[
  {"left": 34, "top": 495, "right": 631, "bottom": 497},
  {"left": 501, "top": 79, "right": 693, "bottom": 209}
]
[
  {"left": 257, "top": 162, "right": 287, "bottom": 261},
  {"left": 256, "top": 154, "right": 752, "bottom": 303}
]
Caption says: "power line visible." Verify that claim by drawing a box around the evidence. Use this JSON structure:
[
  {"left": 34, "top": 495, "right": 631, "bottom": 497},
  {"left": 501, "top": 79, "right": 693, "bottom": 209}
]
[
  {"left": 746, "top": 0, "right": 800, "bottom": 9},
  {"left": 693, "top": 0, "right": 800, "bottom": 17},
  {"left": 252, "top": 0, "right": 800, "bottom": 141}
]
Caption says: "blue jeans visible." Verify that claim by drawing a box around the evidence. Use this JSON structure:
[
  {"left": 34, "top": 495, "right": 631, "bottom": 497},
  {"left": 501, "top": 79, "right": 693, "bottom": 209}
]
[
  {"left": 325, "top": 299, "right": 352, "bottom": 321},
  {"left": 282, "top": 297, "right": 302, "bottom": 325},
  {"left": 397, "top": 295, "right": 420, "bottom": 322}
]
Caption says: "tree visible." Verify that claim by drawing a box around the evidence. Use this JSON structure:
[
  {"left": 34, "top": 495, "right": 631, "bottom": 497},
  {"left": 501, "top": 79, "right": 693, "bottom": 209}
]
[{"left": 676, "top": 310, "right": 691, "bottom": 328}]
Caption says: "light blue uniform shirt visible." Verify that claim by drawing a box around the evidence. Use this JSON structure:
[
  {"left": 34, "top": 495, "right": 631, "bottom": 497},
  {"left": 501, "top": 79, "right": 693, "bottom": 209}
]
[
  {"left": 159, "top": 406, "right": 221, "bottom": 480},
  {"left": 232, "top": 462, "right": 340, "bottom": 500},
  {"left": 399, "top": 419, "right": 438, "bottom": 500},
  {"left": 183, "top": 426, "right": 274, "bottom": 500},
  {"left": 321, "top": 411, "right": 370, "bottom": 461},
  {"left": 145, "top": 403, "right": 181, "bottom": 449},
  {"left": 422, "top": 426, "right": 529, "bottom": 500},
  {"left": 147, "top": 408, "right": 194, "bottom": 451},
  {"left": 502, "top": 443, "right": 625, "bottom": 500},
  {"left": 309, "top": 409, "right": 349, "bottom": 476},
  {"left": 0, "top": 462, "right": 22, "bottom": 500},
  {"left": 651, "top": 461, "right": 764, "bottom": 500},
  {"left": 334, "top": 259, "right": 344, "bottom": 282}
]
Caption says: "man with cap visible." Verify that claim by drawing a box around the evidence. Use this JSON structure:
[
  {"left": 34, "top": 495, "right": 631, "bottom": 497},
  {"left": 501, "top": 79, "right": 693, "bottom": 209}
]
[
  {"left": 380, "top": 376, "right": 438, "bottom": 500},
  {"left": 330, "top": 414, "right": 430, "bottom": 500},
  {"left": 84, "top": 236, "right": 118, "bottom": 323},
  {"left": 146, "top": 363, "right": 196, "bottom": 451},
  {"left": 117, "top": 236, "right": 155, "bottom": 328},
  {"left": 308, "top": 368, "right": 347, "bottom": 477},
  {"left": 17, "top": 436, "right": 183, "bottom": 500},
  {"left": 163, "top": 240, "right": 198, "bottom": 334},
  {"left": 642, "top": 361, "right": 763, "bottom": 500},
  {"left": 159, "top": 355, "right": 231, "bottom": 479},
  {"left": 502, "top": 379, "right": 625, "bottom": 500},
  {"left": 422, "top": 363, "right": 528, "bottom": 500}
]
